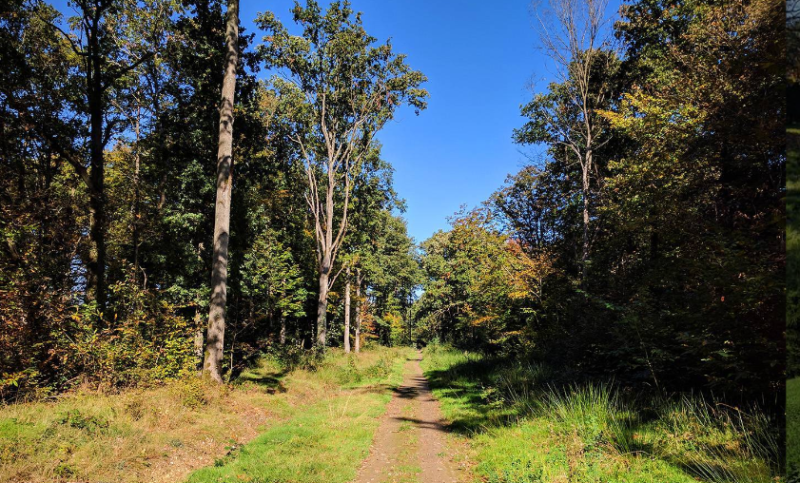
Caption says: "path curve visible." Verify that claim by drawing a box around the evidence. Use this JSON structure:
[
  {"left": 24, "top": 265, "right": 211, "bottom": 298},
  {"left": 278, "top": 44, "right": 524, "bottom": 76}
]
[{"left": 353, "top": 351, "right": 461, "bottom": 483}]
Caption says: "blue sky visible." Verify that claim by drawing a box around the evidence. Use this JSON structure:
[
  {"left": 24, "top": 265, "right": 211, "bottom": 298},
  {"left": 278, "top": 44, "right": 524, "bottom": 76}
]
[
  {"left": 52, "top": 0, "right": 621, "bottom": 244},
  {"left": 244, "top": 0, "right": 549, "bottom": 244}
]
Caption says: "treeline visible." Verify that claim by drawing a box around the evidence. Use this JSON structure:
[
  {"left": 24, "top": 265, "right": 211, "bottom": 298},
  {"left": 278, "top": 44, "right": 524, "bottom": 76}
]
[
  {"left": 0, "top": 0, "right": 423, "bottom": 397},
  {"left": 415, "top": 0, "right": 784, "bottom": 403}
]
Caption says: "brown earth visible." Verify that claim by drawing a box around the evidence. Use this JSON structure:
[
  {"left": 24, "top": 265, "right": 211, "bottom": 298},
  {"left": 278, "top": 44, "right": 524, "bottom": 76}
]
[{"left": 353, "top": 351, "right": 462, "bottom": 483}]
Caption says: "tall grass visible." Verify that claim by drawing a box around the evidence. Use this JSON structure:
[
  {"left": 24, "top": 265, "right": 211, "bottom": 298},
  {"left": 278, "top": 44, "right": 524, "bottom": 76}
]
[{"left": 422, "top": 345, "right": 782, "bottom": 483}]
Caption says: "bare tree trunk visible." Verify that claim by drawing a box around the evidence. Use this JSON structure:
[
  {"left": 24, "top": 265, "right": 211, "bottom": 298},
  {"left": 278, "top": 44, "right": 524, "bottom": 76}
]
[
  {"left": 203, "top": 0, "right": 239, "bottom": 383},
  {"left": 343, "top": 266, "right": 351, "bottom": 353},
  {"left": 354, "top": 268, "right": 362, "bottom": 353},
  {"left": 581, "top": 161, "right": 590, "bottom": 278},
  {"left": 194, "top": 311, "right": 204, "bottom": 374},
  {"left": 132, "top": 103, "right": 142, "bottom": 284},
  {"left": 316, "top": 254, "right": 330, "bottom": 346},
  {"left": 280, "top": 315, "right": 287, "bottom": 345}
]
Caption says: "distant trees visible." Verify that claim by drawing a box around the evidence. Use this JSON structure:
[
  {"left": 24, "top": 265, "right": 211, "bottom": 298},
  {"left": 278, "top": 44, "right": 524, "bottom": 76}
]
[{"left": 416, "top": 208, "right": 551, "bottom": 348}]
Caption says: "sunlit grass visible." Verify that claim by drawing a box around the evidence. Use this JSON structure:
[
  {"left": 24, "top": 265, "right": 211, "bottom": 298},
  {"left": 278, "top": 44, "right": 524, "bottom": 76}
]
[
  {"left": 789, "top": 379, "right": 800, "bottom": 480},
  {"left": 421, "top": 345, "right": 781, "bottom": 483},
  {"left": 0, "top": 346, "right": 413, "bottom": 483},
  {"left": 185, "top": 346, "right": 414, "bottom": 483},
  {"left": 788, "top": 128, "right": 799, "bottom": 481}
]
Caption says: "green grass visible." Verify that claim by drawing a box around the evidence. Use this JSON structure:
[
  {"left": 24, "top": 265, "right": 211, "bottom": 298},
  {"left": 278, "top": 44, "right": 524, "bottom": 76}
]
[
  {"left": 185, "top": 347, "right": 414, "bottom": 483},
  {"left": 789, "top": 378, "right": 800, "bottom": 480},
  {"left": 421, "top": 345, "right": 781, "bottom": 483},
  {"left": 0, "top": 346, "right": 413, "bottom": 483}
]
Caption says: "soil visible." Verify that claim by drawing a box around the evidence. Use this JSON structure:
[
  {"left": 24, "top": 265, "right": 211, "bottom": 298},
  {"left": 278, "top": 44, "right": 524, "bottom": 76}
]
[{"left": 353, "top": 351, "right": 462, "bottom": 483}]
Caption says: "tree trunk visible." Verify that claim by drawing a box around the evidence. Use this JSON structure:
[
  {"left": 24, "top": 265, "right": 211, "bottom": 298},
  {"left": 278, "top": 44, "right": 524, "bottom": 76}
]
[
  {"left": 194, "top": 311, "right": 204, "bottom": 374},
  {"left": 88, "top": 40, "right": 107, "bottom": 314},
  {"left": 580, "top": 150, "right": 593, "bottom": 281},
  {"left": 203, "top": 0, "right": 239, "bottom": 383},
  {"left": 132, "top": 104, "right": 141, "bottom": 285},
  {"left": 316, "top": 266, "right": 329, "bottom": 346},
  {"left": 315, "top": 167, "right": 337, "bottom": 347},
  {"left": 343, "top": 267, "right": 351, "bottom": 353},
  {"left": 280, "top": 315, "right": 287, "bottom": 345},
  {"left": 354, "top": 269, "right": 362, "bottom": 353}
]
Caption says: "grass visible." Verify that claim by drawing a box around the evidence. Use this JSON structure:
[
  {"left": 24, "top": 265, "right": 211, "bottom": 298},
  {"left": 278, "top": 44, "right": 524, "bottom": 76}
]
[
  {"left": 186, "top": 347, "right": 413, "bottom": 483},
  {"left": 421, "top": 345, "right": 781, "bottom": 483},
  {"left": 0, "top": 346, "right": 413, "bottom": 483},
  {"left": 789, "top": 378, "right": 800, "bottom": 480}
]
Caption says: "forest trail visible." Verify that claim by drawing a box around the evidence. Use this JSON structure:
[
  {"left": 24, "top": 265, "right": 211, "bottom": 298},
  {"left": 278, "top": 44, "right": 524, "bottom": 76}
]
[{"left": 353, "top": 351, "right": 461, "bottom": 483}]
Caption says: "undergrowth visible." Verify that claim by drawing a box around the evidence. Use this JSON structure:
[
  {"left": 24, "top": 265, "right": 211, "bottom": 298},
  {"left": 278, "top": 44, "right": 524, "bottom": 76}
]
[{"left": 421, "top": 344, "right": 782, "bottom": 483}]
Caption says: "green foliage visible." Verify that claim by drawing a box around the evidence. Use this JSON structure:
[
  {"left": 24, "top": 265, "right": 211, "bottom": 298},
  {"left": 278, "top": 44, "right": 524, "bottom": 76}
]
[
  {"left": 59, "top": 272, "right": 196, "bottom": 388},
  {"left": 417, "top": 0, "right": 783, "bottom": 407},
  {"left": 789, "top": 377, "right": 800, "bottom": 480},
  {"left": 257, "top": 0, "right": 428, "bottom": 131},
  {"left": 355, "top": 210, "right": 421, "bottom": 345},
  {"left": 241, "top": 231, "right": 307, "bottom": 320},
  {"left": 789, "top": 130, "right": 800, "bottom": 379},
  {"left": 56, "top": 410, "right": 110, "bottom": 435},
  {"left": 416, "top": 208, "right": 553, "bottom": 350}
]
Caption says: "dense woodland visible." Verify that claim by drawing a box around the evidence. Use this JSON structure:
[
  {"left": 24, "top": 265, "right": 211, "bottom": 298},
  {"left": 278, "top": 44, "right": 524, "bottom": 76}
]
[
  {"left": 418, "top": 0, "right": 784, "bottom": 407},
  {"left": 1, "top": 0, "right": 425, "bottom": 395},
  {"left": 0, "top": 0, "right": 784, "bottom": 421},
  {"left": 788, "top": 0, "right": 800, "bottom": 378}
]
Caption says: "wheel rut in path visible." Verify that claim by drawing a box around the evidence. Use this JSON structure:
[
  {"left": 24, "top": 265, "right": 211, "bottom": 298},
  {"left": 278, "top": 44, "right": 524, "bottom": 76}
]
[{"left": 353, "top": 350, "right": 461, "bottom": 483}]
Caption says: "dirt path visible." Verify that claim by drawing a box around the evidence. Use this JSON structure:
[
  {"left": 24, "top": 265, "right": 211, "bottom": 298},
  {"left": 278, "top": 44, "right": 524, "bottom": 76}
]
[{"left": 353, "top": 351, "right": 461, "bottom": 483}]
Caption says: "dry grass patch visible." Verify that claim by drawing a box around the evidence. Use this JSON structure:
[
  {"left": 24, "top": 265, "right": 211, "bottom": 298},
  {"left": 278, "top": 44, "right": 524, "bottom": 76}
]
[{"left": 0, "top": 347, "right": 408, "bottom": 483}]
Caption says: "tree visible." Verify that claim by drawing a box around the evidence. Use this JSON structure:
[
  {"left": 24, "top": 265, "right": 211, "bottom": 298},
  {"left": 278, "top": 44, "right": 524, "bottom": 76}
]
[
  {"left": 203, "top": 0, "right": 239, "bottom": 383},
  {"left": 257, "top": 0, "right": 428, "bottom": 346},
  {"left": 359, "top": 210, "right": 419, "bottom": 346},
  {"left": 40, "top": 0, "right": 170, "bottom": 313},
  {"left": 343, "top": 266, "right": 352, "bottom": 352},
  {"left": 240, "top": 230, "right": 307, "bottom": 344},
  {"left": 516, "top": 0, "right": 617, "bottom": 279},
  {"left": 0, "top": 0, "right": 82, "bottom": 393},
  {"left": 416, "top": 208, "right": 552, "bottom": 348}
]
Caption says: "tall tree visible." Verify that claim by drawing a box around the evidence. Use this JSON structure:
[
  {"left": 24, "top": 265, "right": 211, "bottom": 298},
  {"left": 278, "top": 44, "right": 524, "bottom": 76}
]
[
  {"left": 203, "top": 0, "right": 239, "bottom": 383},
  {"left": 354, "top": 267, "right": 363, "bottom": 352},
  {"left": 257, "top": 0, "right": 427, "bottom": 346},
  {"left": 517, "top": 0, "right": 617, "bottom": 279}
]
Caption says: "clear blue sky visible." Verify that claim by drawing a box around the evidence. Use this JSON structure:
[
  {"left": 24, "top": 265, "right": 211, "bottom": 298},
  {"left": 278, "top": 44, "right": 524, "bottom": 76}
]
[{"left": 52, "top": 0, "right": 621, "bottom": 244}]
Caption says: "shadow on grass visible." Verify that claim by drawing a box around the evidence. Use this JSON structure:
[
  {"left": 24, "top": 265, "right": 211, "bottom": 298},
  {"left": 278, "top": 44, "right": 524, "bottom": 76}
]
[
  {"left": 235, "top": 370, "right": 288, "bottom": 394},
  {"left": 421, "top": 349, "right": 780, "bottom": 483},
  {"left": 423, "top": 354, "right": 523, "bottom": 435}
]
